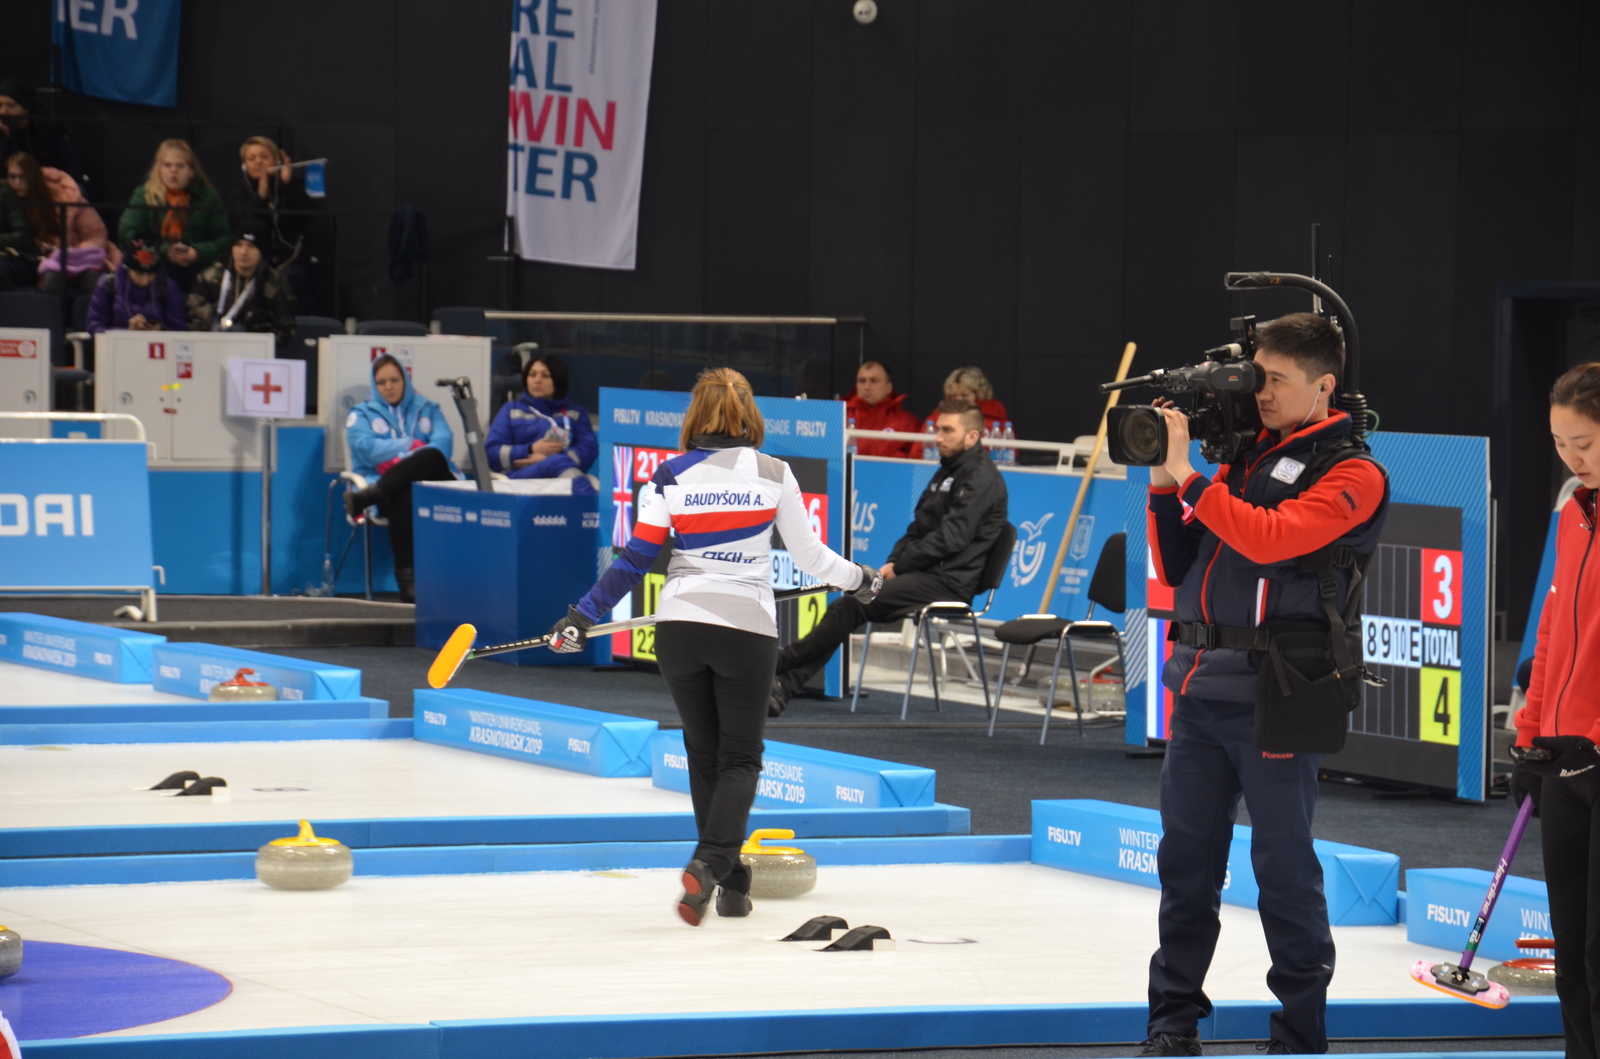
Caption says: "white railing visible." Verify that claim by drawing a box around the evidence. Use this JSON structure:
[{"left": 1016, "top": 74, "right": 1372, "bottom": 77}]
[
  {"left": 0, "top": 415, "right": 157, "bottom": 460},
  {"left": 845, "top": 428, "right": 1124, "bottom": 477}
]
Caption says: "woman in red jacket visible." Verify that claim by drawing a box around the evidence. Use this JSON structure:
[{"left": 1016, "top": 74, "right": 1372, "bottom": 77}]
[{"left": 1513, "top": 361, "right": 1600, "bottom": 1059}]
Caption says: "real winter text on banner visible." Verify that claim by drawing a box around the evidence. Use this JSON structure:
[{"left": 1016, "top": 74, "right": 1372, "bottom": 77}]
[{"left": 506, "top": 0, "right": 657, "bottom": 270}]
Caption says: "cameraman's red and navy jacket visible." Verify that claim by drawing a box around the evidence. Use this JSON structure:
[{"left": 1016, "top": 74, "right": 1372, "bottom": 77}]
[{"left": 1148, "top": 410, "right": 1389, "bottom": 703}]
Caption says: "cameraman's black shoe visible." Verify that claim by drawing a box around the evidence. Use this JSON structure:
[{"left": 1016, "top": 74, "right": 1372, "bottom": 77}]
[
  {"left": 1255, "top": 1042, "right": 1296, "bottom": 1055},
  {"left": 1138, "top": 1032, "right": 1201, "bottom": 1057}
]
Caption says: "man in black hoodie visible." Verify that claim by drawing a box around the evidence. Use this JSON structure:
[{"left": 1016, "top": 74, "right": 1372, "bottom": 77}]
[{"left": 769, "top": 399, "right": 1008, "bottom": 715}]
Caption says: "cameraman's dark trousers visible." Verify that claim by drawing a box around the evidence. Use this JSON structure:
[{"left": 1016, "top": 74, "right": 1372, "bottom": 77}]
[{"left": 1149, "top": 694, "right": 1333, "bottom": 1054}]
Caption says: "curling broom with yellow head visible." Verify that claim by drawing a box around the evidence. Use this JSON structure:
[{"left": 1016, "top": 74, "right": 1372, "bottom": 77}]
[{"left": 427, "top": 585, "right": 841, "bottom": 689}]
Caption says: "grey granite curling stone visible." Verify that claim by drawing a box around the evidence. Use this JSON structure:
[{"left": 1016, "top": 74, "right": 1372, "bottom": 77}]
[
  {"left": 0, "top": 926, "right": 21, "bottom": 980},
  {"left": 209, "top": 668, "right": 278, "bottom": 702},
  {"left": 1488, "top": 959, "right": 1557, "bottom": 994},
  {"left": 739, "top": 829, "right": 816, "bottom": 899},
  {"left": 256, "top": 820, "right": 352, "bottom": 890}
]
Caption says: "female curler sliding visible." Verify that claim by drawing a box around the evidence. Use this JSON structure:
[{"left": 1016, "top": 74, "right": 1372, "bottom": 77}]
[{"left": 546, "top": 368, "right": 881, "bottom": 926}]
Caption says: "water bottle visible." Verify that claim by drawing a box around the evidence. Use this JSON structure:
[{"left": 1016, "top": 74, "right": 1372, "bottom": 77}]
[
  {"left": 986, "top": 422, "right": 1000, "bottom": 461},
  {"left": 847, "top": 415, "right": 857, "bottom": 456},
  {"left": 922, "top": 420, "right": 937, "bottom": 460},
  {"left": 1002, "top": 421, "right": 1016, "bottom": 465}
]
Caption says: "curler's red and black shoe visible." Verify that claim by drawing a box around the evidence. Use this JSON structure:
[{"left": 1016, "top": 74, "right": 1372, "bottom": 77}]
[{"left": 676, "top": 858, "right": 715, "bottom": 926}]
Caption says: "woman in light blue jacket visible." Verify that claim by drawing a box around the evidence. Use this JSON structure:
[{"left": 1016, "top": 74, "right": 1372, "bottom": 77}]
[{"left": 342, "top": 354, "right": 457, "bottom": 601}]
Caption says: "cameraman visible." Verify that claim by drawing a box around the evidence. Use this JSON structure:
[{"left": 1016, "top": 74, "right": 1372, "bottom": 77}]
[{"left": 1140, "top": 313, "right": 1388, "bottom": 1058}]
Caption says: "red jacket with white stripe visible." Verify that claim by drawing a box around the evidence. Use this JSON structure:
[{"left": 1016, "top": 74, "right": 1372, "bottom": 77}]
[
  {"left": 1515, "top": 488, "right": 1600, "bottom": 747},
  {"left": 1148, "top": 412, "right": 1389, "bottom": 703}
]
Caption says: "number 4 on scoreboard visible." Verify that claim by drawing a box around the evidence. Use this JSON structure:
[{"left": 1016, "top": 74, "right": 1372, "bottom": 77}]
[{"left": 1419, "top": 666, "right": 1460, "bottom": 746}]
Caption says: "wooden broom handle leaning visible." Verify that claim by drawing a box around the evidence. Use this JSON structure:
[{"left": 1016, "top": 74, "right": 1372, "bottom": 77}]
[{"left": 1037, "top": 341, "right": 1137, "bottom": 615}]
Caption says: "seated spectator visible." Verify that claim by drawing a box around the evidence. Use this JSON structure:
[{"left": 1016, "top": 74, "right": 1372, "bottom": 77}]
[
  {"left": 845, "top": 360, "right": 920, "bottom": 458},
  {"left": 922, "top": 365, "right": 1011, "bottom": 438},
  {"left": 486, "top": 353, "right": 597, "bottom": 480},
  {"left": 342, "top": 354, "right": 459, "bottom": 602},
  {"left": 117, "top": 139, "right": 231, "bottom": 292},
  {"left": 227, "top": 135, "right": 316, "bottom": 310},
  {"left": 186, "top": 222, "right": 296, "bottom": 351},
  {"left": 86, "top": 233, "right": 185, "bottom": 334},
  {"left": 0, "top": 79, "right": 80, "bottom": 178},
  {"left": 5, "top": 151, "right": 113, "bottom": 301},
  {"left": 769, "top": 400, "right": 1009, "bottom": 715},
  {"left": 0, "top": 161, "right": 34, "bottom": 291}
]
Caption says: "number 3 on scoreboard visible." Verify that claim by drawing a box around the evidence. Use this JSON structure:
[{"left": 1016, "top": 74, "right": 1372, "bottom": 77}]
[
  {"left": 1419, "top": 666, "right": 1460, "bottom": 746},
  {"left": 1421, "top": 549, "right": 1463, "bottom": 626}
]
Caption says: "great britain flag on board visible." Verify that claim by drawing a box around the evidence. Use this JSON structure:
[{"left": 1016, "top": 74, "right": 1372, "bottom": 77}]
[
  {"left": 506, "top": 0, "right": 657, "bottom": 269},
  {"left": 611, "top": 445, "right": 634, "bottom": 548}
]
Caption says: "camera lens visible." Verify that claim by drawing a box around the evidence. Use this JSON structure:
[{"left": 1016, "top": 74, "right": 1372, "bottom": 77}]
[{"left": 1119, "top": 408, "right": 1165, "bottom": 466}]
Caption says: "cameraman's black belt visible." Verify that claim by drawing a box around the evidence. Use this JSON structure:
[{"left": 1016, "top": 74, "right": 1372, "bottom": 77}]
[{"left": 1168, "top": 622, "right": 1272, "bottom": 651}]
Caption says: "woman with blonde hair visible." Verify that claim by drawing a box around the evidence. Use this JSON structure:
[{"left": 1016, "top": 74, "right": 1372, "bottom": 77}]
[
  {"left": 547, "top": 368, "right": 881, "bottom": 925},
  {"left": 116, "top": 139, "right": 231, "bottom": 291},
  {"left": 921, "top": 364, "right": 1011, "bottom": 438}
]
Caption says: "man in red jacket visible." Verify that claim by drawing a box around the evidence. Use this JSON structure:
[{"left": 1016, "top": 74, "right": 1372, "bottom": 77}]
[{"left": 845, "top": 361, "right": 921, "bottom": 458}]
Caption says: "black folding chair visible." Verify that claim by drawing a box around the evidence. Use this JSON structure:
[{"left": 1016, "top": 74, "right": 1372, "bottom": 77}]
[
  {"left": 989, "top": 532, "right": 1127, "bottom": 743},
  {"left": 850, "top": 522, "right": 1016, "bottom": 721}
]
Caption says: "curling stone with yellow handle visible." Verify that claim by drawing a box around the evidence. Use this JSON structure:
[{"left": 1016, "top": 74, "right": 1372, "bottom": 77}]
[
  {"left": 739, "top": 829, "right": 816, "bottom": 898},
  {"left": 209, "top": 668, "right": 278, "bottom": 702},
  {"left": 0, "top": 925, "right": 21, "bottom": 980},
  {"left": 255, "top": 820, "right": 352, "bottom": 890}
]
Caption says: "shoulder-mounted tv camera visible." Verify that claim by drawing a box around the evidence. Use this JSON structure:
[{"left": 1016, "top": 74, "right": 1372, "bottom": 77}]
[{"left": 1100, "top": 272, "right": 1370, "bottom": 467}]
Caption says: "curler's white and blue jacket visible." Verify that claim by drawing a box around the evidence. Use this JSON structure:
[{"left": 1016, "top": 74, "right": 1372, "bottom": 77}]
[{"left": 575, "top": 436, "right": 862, "bottom": 637}]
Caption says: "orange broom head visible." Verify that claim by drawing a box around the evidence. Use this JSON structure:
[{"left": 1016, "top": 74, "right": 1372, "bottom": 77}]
[
  {"left": 1409, "top": 960, "right": 1510, "bottom": 1009},
  {"left": 427, "top": 624, "right": 478, "bottom": 689}
]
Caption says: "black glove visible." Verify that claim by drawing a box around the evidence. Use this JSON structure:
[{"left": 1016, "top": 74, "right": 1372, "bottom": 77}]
[
  {"left": 852, "top": 563, "right": 883, "bottom": 604},
  {"left": 1509, "top": 743, "right": 1555, "bottom": 814},
  {"left": 547, "top": 605, "right": 594, "bottom": 654},
  {"left": 1539, "top": 735, "right": 1600, "bottom": 799}
]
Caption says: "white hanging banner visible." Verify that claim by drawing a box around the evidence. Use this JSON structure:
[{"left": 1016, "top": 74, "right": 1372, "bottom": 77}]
[{"left": 506, "top": 0, "right": 658, "bottom": 270}]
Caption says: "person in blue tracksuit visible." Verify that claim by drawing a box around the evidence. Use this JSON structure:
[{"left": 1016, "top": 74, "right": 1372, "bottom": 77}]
[
  {"left": 342, "top": 353, "right": 457, "bottom": 601},
  {"left": 1141, "top": 313, "right": 1389, "bottom": 1057},
  {"left": 485, "top": 352, "right": 596, "bottom": 482}
]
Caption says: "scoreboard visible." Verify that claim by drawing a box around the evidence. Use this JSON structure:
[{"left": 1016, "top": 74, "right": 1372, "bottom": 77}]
[{"left": 1330, "top": 503, "right": 1464, "bottom": 790}]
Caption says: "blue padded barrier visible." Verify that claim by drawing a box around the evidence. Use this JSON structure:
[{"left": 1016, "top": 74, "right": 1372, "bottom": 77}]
[
  {"left": 1031, "top": 799, "right": 1399, "bottom": 926},
  {"left": 150, "top": 643, "right": 361, "bottom": 700},
  {"left": 0, "top": 698, "right": 389, "bottom": 725},
  {"left": 0, "top": 834, "right": 1026, "bottom": 888},
  {"left": 0, "top": 613, "right": 165, "bottom": 683},
  {"left": 22, "top": 1024, "right": 442, "bottom": 1057},
  {"left": 0, "top": 717, "right": 410, "bottom": 745},
  {"left": 413, "top": 688, "right": 655, "bottom": 777},
  {"left": 1, "top": 804, "right": 972, "bottom": 857},
  {"left": 1406, "top": 868, "right": 1552, "bottom": 962},
  {"left": 17, "top": 1006, "right": 1564, "bottom": 1057},
  {"left": 650, "top": 729, "right": 936, "bottom": 808}
]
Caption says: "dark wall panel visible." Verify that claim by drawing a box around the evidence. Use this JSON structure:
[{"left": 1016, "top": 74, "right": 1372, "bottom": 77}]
[
  {"left": 702, "top": 130, "right": 810, "bottom": 314},
  {"left": 1123, "top": 133, "right": 1239, "bottom": 363},
  {"left": 1022, "top": 1, "right": 1131, "bottom": 134},
  {"left": 1348, "top": 1, "right": 1464, "bottom": 131},
  {"left": 1018, "top": 131, "right": 1127, "bottom": 364},
  {"left": 1237, "top": 1, "right": 1352, "bottom": 132},
  {"left": 1461, "top": 0, "right": 1583, "bottom": 130},
  {"left": 1129, "top": 0, "right": 1239, "bottom": 132}
]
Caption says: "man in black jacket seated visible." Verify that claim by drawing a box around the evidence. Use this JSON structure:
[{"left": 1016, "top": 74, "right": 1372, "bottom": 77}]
[{"left": 769, "top": 399, "right": 1008, "bottom": 716}]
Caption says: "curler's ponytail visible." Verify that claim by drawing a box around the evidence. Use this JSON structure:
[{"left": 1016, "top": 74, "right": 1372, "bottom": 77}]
[{"left": 680, "top": 367, "right": 765, "bottom": 450}]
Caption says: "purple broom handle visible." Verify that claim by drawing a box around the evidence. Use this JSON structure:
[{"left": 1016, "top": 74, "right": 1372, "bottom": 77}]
[{"left": 1457, "top": 794, "right": 1536, "bottom": 972}]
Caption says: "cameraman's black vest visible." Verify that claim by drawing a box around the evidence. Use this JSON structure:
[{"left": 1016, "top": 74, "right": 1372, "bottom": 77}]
[{"left": 1162, "top": 412, "right": 1390, "bottom": 704}]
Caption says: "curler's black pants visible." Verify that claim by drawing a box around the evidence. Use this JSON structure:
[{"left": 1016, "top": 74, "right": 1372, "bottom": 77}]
[{"left": 654, "top": 621, "right": 778, "bottom": 888}]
